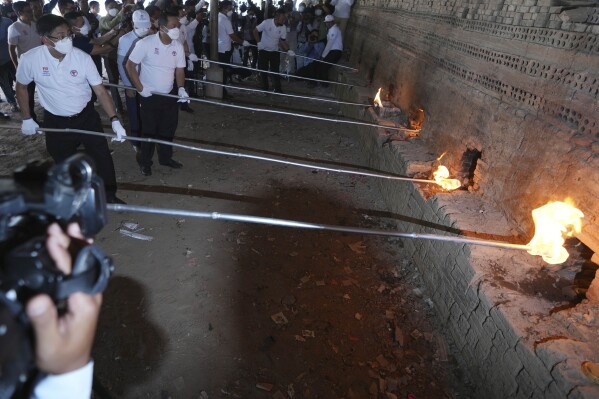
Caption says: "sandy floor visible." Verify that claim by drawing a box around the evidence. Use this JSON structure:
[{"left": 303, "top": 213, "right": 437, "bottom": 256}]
[{"left": 0, "top": 81, "right": 473, "bottom": 398}]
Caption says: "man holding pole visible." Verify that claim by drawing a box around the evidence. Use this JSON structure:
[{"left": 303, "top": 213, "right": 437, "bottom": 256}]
[{"left": 253, "top": 7, "right": 291, "bottom": 93}]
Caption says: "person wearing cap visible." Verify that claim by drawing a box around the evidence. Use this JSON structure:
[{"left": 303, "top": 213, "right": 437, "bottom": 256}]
[
  {"left": 253, "top": 7, "right": 291, "bottom": 93},
  {"left": 117, "top": 8, "right": 150, "bottom": 151},
  {"left": 126, "top": 10, "right": 189, "bottom": 176},
  {"left": 316, "top": 14, "right": 342, "bottom": 85},
  {"left": 8, "top": 1, "right": 41, "bottom": 121},
  {"left": 15, "top": 14, "right": 127, "bottom": 203}
]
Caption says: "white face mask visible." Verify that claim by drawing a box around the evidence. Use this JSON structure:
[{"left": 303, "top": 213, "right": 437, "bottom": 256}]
[
  {"left": 166, "top": 27, "right": 180, "bottom": 40},
  {"left": 298, "top": 5, "right": 305, "bottom": 12},
  {"left": 134, "top": 27, "right": 149, "bottom": 37},
  {"left": 314, "top": 9, "right": 322, "bottom": 16},
  {"left": 51, "top": 36, "right": 73, "bottom": 54},
  {"left": 78, "top": 24, "right": 90, "bottom": 35},
  {"left": 179, "top": 16, "right": 188, "bottom": 25},
  {"left": 108, "top": 8, "right": 118, "bottom": 17},
  {"left": 226, "top": 10, "right": 232, "bottom": 17}
]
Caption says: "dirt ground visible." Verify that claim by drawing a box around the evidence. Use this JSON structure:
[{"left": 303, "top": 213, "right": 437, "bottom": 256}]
[{"left": 0, "top": 81, "right": 474, "bottom": 398}]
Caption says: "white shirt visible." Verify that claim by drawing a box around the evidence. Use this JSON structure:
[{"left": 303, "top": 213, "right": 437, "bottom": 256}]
[
  {"left": 7, "top": 19, "right": 41, "bottom": 57},
  {"left": 117, "top": 30, "right": 143, "bottom": 87},
  {"left": 331, "top": 0, "right": 355, "bottom": 19},
  {"left": 15, "top": 45, "right": 102, "bottom": 116},
  {"left": 217, "top": 12, "right": 233, "bottom": 53},
  {"left": 127, "top": 32, "right": 185, "bottom": 94},
  {"left": 322, "top": 24, "right": 343, "bottom": 57},
  {"left": 32, "top": 361, "right": 94, "bottom": 399},
  {"left": 256, "top": 19, "right": 287, "bottom": 52}
]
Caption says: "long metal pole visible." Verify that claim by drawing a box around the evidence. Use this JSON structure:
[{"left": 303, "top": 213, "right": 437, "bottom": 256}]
[
  {"left": 209, "top": 0, "right": 218, "bottom": 60},
  {"left": 103, "top": 82, "right": 419, "bottom": 133},
  {"left": 0, "top": 125, "right": 437, "bottom": 185},
  {"left": 201, "top": 58, "right": 359, "bottom": 88},
  {"left": 244, "top": 43, "right": 358, "bottom": 71},
  {"left": 187, "top": 77, "right": 370, "bottom": 106},
  {"left": 108, "top": 204, "right": 531, "bottom": 251}
]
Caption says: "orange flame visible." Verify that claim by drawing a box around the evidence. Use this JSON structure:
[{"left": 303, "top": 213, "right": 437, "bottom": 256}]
[
  {"left": 432, "top": 165, "right": 461, "bottom": 191},
  {"left": 527, "top": 200, "right": 584, "bottom": 264},
  {"left": 374, "top": 88, "right": 383, "bottom": 108}
]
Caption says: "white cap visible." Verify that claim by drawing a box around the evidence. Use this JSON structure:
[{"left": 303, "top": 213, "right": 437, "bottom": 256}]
[
  {"left": 324, "top": 15, "right": 334, "bottom": 22},
  {"left": 132, "top": 10, "right": 151, "bottom": 29}
]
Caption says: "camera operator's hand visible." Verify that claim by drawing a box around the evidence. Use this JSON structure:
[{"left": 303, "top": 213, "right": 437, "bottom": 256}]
[{"left": 26, "top": 223, "right": 102, "bottom": 375}]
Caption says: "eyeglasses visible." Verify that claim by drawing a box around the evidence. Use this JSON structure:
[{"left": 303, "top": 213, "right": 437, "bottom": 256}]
[{"left": 47, "top": 33, "right": 74, "bottom": 41}]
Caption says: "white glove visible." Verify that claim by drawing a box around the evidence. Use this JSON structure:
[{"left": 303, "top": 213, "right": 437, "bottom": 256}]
[
  {"left": 257, "top": 41, "right": 265, "bottom": 50},
  {"left": 287, "top": 50, "right": 295, "bottom": 57},
  {"left": 111, "top": 119, "right": 127, "bottom": 142},
  {"left": 177, "top": 87, "right": 190, "bottom": 103},
  {"left": 187, "top": 59, "right": 194, "bottom": 71},
  {"left": 21, "top": 118, "right": 39, "bottom": 136},
  {"left": 139, "top": 86, "right": 152, "bottom": 97},
  {"left": 242, "top": 40, "right": 251, "bottom": 47},
  {"left": 188, "top": 53, "right": 199, "bottom": 62}
]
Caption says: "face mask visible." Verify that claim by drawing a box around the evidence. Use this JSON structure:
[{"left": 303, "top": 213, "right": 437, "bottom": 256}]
[
  {"left": 179, "top": 16, "right": 188, "bottom": 25},
  {"left": 134, "top": 27, "right": 149, "bottom": 37},
  {"left": 166, "top": 27, "right": 180, "bottom": 40},
  {"left": 298, "top": 5, "right": 305, "bottom": 12},
  {"left": 314, "top": 9, "right": 322, "bottom": 16},
  {"left": 52, "top": 36, "right": 73, "bottom": 54},
  {"left": 78, "top": 24, "right": 90, "bottom": 35},
  {"left": 108, "top": 8, "right": 118, "bottom": 17},
  {"left": 226, "top": 10, "right": 232, "bottom": 17}
]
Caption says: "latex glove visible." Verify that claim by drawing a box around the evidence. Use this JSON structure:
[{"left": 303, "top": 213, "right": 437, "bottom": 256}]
[
  {"left": 111, "top": 119, "right": 127, "bottom": 142},
  {"left": 242, "top": 40, "right": 251, "bottom": 47},
  {"left": 287, "top": 50, "right": 296, "bottom": 57},
  {"left": 177, "top": 87, "right": 190, "bottom": 103},
  {"left": 139, "top": 86, "right": 152, "bottom": 97},
  {"left": 21, "top": 118, "right": 39, "bottom": 135},
  {"left": 188, "top": 53, "right": 199, "bottom": 62},
  {"left": 257, "top": 41, "right": 265, "bottom": 50},
  {"left": 187, "top": 59, "right": 194, "bottom": 71}
]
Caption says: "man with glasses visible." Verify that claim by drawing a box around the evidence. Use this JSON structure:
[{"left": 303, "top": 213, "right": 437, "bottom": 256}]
[
  {"left": 8, "top": 1, "right": 40, "bottom": 120},
  {"left": 15, "top": 14, "right": 127, "bottom": 204}
]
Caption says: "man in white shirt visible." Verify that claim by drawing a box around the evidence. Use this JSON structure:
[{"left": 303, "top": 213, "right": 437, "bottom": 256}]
[
  {"left": 15, "top": 14, "right": 127, "bottom": 203},
  {"left": 117, "top": 9, "right": 150, "bottom": 151},
  {"left": 126, "top": 10, "right": 189, "bottom": 176},
  {"left": 316, "top": 14, "right": 342, "bottom": 85},
  {"left": 330, "top": 0, "right": 354, "bottom": 42},
  {"left": 253, "top": 7, "right": 290, "bottom": 93},
  {"left": 8, "top": 1, "right": 41, "bottom": 121},
  {"left": 217, "top": 0, "right": 244, "bottom": 97}
]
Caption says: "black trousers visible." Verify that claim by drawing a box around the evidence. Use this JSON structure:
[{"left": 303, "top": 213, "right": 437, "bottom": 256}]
[
  {"left": 43, "top": 104, "right": 117, "bottom": 197},
  {"left": 316, "top": 50, "right": 342, "bottom": 81},
  {"left": 217, "top": 50, "right": 232, "bottom": 84},
  {"left": 139, "top": 94, "right": 179, "bottom": 168},
  {"left": 258, "top": 50, "right": 281, "bottom": 91}
]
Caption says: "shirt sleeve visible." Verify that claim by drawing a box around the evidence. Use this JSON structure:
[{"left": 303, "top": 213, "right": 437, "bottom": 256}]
[
  {"left": 176, "top": 42, "right": 186, "bottom": 68},
  {"left": 14, "top": 52, "right": 32, "bottom": 85},
  {"left": 84, "top": 52, "right": 102, "bottom": 86},
  {"left": 127, "top": 38, "right": 145, "bottom": 64},
  {"left": 31, "top": 361, "right": 94, "bottom": 399},
  {"left": 224, "top": 19, "right": 233, "bottom": 35},
  {"left": 280, "top": 27, "right": 287, "bottom": 41},
  {"left": 7, "top": 24, "right": 18, "bottom": 46},
  {"left": 256, "top": 20, "right": 265, "bottom": 32}
]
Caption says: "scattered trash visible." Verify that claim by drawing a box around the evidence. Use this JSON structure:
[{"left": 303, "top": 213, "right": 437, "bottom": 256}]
[
  {"left": 344, "top": 266, "right": 353, "bottom": 274},
  {"left": 300, "top": 275, "right": 311, "bottom": 284},
  {"left": 394, "top": 326, "right": 404, "bottom": 347},
  {"left": 316, "top": 280, "right": 326, "bottom": 286},
  {"left": 271, "top": 312, "right": 288, "bottom": 325},
  {"left": 295, "top": 335, "right": 306, "bottom": 342},
  {"left": 119, "top": 229, "right": 154, "bottom": 241},
  {"left": 376, "top": 354, "right": 390, "bottom": 369},
  {"left": 255, "top": 382, "right": 274, "bottom": 392},
  {"left": 343, "top": 293, "right": 351, "bottom": 300},
  {"left": 377, "top": 283, "right": 388, "bottom": 293},
  {"left": 121, "top": 221, "right": 139, "bottom": 230},
  {"left": 412, "top": 288, "right": 423, "bottom": 297},
  {"left": 348, "top": 241, "right": 366, "bottom": 254},
  {"left": 385, "top": 310, "right": 395, "bottom": 319}
]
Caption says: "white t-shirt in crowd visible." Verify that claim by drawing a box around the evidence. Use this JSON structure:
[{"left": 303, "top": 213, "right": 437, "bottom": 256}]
[
  {"left": 331, "top": 0, "right": 355, "bottom": 19},
  {"left": 322, "top": 24, "right": 343, "bottom": 57},
  {"left": 256, "top": 18, "right": 287, "bottom": 52},
  {"left": 217, "top": 12, "right": 233, "bottom": 53},
  {"left": 127, "top": 32, "right": 185, "bottom": 94},
  {"left": 7, "top": 19, "right": 41, "bottom": 58},
  {"left": 117, "top": 30, "right": 143, "bottom": 87},
  {"left": 16, "top": 45, "right": 102, "bottom": 116}
]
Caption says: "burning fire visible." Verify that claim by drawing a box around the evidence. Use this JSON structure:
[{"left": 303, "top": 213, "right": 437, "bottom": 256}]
[
  {"left": 432, "top": 165, "right": 461, "bottom": 191},
  {"left": 527, "top": 201, "right": 584, "bottom": 264},
  {"left": 374, "top": 88, "right": 383, "bottom": 108}
]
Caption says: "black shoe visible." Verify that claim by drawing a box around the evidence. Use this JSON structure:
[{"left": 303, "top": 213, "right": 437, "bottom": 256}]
[
  {"left": 159, "top": 159, "right": 183, "bottom": 169},
  {"left": 106, "top": 195, "right": 126, "bottom": 204},
  {"left": 180, "top": 104, "right": 194, "bottom": 113},
  {"left": 140, "top": 165, "right": 152, "bottom": 176}
]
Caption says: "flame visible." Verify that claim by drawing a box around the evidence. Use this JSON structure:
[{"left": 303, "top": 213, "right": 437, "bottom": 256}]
[
  {"left": 432, "top": 165, "right": 461, "bottom": 191},
  {"left": 374, "top": 88, "right": 383, "bottom": 108},
  {"left": 437, "top": 151, "right": 447, "bottom": 161},
  {"left": 527, "top": 201, "right": 584, "bottom": 264}
]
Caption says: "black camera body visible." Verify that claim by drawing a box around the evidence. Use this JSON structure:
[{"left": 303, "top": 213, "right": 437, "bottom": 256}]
[{"left": 0, "top": 154, "right": 114, "bottom": 398}]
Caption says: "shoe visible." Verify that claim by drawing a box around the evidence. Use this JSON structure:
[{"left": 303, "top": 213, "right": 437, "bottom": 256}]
[
  {"left": 140, "top": 165, "right": 152, "bottom": 176},
  {"left": 159, "top": 159, "right": 183, "bottom": 169},
  {"left": 106, "top": 195, "right": 126, "bottom": 204},
  {"left": 9, "top": 103, "right": 19, "bottom": 112}
]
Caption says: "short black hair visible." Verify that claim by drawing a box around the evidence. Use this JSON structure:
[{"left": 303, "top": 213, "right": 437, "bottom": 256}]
[
  {"left": 274, "top": 7, "right": 287, "bottom": 15},
  {"left": 63, "top": 10, "right": 83, "bottom": 24},
  {"left": 36, "top": 14, "right": 69, "bottom": 36},
  {"left": 145, "top": 4, "right": 159, "bottom": 16},
  {"left": 219, "top": 0, "right": 231, "bottom": 10},
  {"left": 12, "top": 1, "right": 29, "bottom": 14},
  {"left": 104, "top": 0, "right": 116, "bottom": 7},
  {"left": 157, "top": 10, "right": 178, "bottom": 27},
  {"left": 89, "top": 0, "right": 99, "bottom": 6},
  {"left": 58, "top": 0, "right": 75, "bottom": 8}
]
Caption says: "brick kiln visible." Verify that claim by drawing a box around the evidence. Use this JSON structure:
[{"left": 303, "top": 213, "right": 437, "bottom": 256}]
[{"left": 332, "top": 0, "right": 599, "bottom": 397}]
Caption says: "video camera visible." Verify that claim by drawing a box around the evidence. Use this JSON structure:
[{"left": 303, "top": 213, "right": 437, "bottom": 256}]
[{"left": 0, "top": 154, "right": 114, "bottom": 398}]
